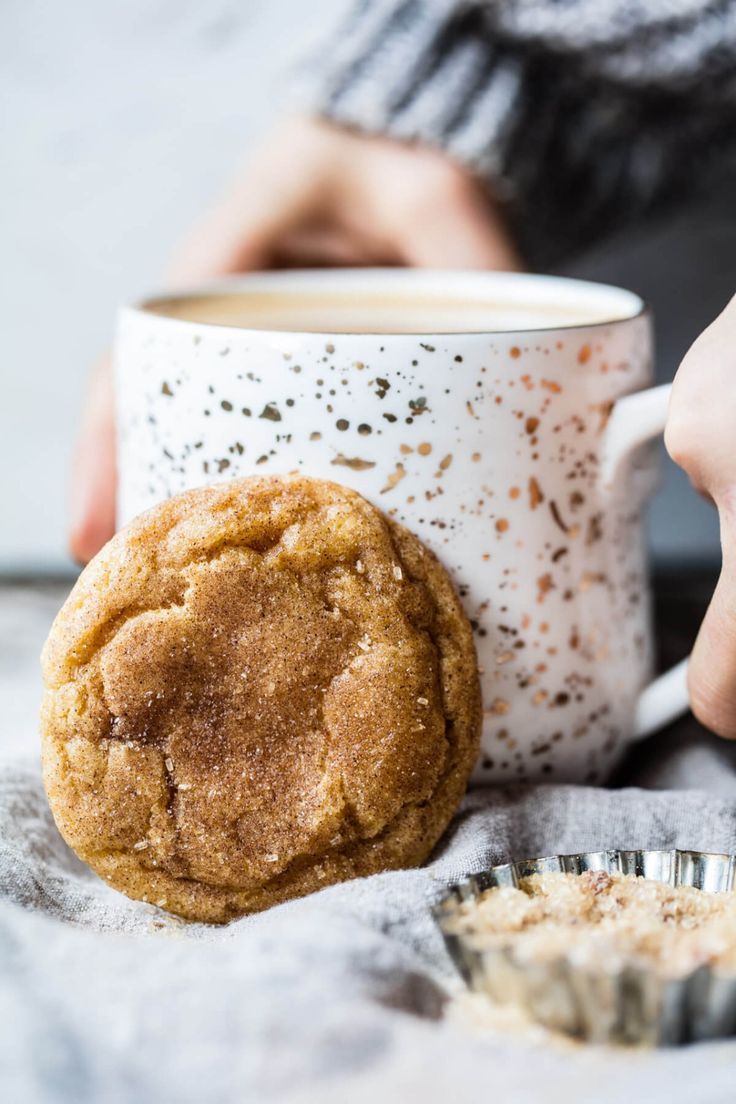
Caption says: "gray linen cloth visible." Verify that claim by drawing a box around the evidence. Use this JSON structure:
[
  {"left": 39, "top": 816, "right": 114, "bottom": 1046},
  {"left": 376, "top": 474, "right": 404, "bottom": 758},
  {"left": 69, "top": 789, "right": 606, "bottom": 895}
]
[
  {"left": 5, "top": 712, "right": 736, "bottom": 1104},
  {"left": 3, "top": 571, "right": 736, "bottom": 1102}
]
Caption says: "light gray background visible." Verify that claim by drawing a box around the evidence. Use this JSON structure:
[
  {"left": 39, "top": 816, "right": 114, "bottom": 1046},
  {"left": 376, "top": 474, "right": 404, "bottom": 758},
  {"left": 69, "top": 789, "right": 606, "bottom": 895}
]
[{"left": 0, "top": 0, "right": 730, "bottom": 574}]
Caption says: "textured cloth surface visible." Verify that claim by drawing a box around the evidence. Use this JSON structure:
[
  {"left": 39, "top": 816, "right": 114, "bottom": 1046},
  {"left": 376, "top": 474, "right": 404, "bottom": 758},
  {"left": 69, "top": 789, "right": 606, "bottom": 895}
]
[
  {"left": 301, "top": 0, "right": 736, "bottom": 264},
  {"left": 4, "top": 577, "right": 736, "bottom": 1102},
  {"left": 5, "top": 744, "right": 736, "bottom": 1103}
]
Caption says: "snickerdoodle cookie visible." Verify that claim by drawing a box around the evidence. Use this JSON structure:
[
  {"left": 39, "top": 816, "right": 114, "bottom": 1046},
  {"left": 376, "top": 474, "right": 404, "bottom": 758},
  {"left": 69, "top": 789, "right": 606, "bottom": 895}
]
[{"left": 41, "top": 475, "right": 480, "bottom": 922}]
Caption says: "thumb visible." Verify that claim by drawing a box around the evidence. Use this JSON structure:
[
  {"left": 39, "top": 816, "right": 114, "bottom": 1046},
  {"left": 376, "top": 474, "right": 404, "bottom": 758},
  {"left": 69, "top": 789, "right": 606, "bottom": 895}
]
[{"left": 688, "top": 496, "right": 736, "bottom": 738}]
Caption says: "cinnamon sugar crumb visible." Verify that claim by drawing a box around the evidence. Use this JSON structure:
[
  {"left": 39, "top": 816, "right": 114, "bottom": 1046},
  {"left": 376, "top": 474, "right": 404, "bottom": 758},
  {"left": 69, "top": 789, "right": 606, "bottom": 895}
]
[{"left": 447, "top": 871, "right": 736, "bottom": 978}]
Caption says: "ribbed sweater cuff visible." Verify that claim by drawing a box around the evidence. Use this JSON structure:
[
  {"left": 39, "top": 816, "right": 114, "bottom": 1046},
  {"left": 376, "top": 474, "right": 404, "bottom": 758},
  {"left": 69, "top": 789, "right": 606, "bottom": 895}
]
[{"left": 300, "top": 0, "right": 523, "bottom": 193}]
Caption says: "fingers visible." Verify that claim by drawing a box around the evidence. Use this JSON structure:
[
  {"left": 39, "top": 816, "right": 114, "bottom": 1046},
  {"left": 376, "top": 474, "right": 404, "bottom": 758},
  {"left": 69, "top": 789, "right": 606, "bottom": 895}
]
[
  {"left": 69, "top": 358, "right": 116, "bottom": 564},
  {"left": 69, "top": 121, "right": 523, "bottom": 568},
  {"left": 170, "top": 204, "right": 392, "bottom": 282},
  {"left": 668, "top": 296, "right": 736, "bottom": 738},
  {"left": 167, "top": 121, "right": 337, "bottom": 284},
  {"left": 688, "top": 496, "right": 736, "bottom": 738},
  {"left": 666, "top": 293, "right": 736, "bottom": 497},
  {"left": 269, "top": 224, "right": 394, "bottom": 268},
  {"left": 170, "top": 119, "right": 524, "bottom": 284},
  {"left": 344, "top": 141, "right": 523, "bottom": 271},
  {"left": 166, "top": 197, "right": 293, "bottom": 285}
]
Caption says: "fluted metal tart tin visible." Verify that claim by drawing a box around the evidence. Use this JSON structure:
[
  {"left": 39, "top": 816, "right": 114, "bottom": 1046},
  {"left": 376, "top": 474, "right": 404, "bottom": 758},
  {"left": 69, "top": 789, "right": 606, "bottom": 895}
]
[{"left": 434, "top": 849, "right": 736, "bottom": 1046}]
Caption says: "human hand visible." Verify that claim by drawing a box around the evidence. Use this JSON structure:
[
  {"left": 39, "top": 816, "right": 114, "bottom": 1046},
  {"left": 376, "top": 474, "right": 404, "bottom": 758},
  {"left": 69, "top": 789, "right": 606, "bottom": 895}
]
[
  {"left": 69, "top": 117, "right": 521, "bottom": 563},
  {"left": 665, "top": 293, "right": 736, "bottom": 737}
]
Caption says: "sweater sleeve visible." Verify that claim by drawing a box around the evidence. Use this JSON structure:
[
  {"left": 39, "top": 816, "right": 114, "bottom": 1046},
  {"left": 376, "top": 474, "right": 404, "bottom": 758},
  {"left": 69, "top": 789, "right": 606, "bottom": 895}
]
[{"left": 300, "top": 0, "right": 736, "bottom": 264}]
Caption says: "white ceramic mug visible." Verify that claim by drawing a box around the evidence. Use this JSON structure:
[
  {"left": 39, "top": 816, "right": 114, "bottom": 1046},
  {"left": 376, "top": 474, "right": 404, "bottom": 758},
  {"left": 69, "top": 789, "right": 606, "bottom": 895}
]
[{"left": 115, "top": 269, "right": 692, "bottom": 785}]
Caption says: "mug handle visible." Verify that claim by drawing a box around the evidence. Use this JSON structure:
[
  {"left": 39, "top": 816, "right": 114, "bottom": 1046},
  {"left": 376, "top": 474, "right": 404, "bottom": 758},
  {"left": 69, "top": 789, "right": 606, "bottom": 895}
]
[{"left": 601, "top": 383, "right": 690, "bottom": 740}]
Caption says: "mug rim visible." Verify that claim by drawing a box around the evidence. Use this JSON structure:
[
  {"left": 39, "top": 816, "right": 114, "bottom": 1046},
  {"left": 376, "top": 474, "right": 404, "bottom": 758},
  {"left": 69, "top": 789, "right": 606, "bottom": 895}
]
[{"left": 125, "top": 268, "right": 648, "bottom": 339}]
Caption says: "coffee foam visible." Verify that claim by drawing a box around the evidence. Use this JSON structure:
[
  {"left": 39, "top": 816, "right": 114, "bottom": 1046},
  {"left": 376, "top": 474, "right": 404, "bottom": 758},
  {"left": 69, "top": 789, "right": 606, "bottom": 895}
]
[{"left": 147, "top": 290, "right": 635, "bottom": 334}]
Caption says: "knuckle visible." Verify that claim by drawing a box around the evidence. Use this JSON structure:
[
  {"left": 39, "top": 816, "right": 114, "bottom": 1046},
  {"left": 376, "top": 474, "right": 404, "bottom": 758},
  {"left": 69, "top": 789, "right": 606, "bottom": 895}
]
[
  {"left": 422, "top": 161, "right": 475, "bottom": 205},
  {"left": 663, "top": 413, "right": 693, "bottom": 469},
  {"left": 663, "top": 419, "right": 686, "bottom": 465},
  {"left": 395, "top": 159, "right": 476, "bottom": 220}
]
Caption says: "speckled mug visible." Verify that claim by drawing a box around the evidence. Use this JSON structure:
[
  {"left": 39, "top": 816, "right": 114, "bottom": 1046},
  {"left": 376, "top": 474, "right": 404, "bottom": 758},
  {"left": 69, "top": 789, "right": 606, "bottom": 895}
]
[{"left": 115, "top": 269, "right": 690, "bottom": 785}]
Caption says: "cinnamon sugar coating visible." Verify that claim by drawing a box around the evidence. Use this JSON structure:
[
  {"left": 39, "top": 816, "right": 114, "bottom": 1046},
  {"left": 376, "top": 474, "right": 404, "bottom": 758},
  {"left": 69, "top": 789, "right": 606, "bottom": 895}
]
[
  {"left": 41, "top": 476, "right": 480, "bottom": 922},
  {"left": 449, "top": 871, "right": 736, "bottom": 978}
]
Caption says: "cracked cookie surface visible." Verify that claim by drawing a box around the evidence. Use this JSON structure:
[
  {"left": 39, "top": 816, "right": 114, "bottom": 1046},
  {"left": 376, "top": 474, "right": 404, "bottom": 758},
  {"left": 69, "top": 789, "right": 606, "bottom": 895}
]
[{"left": 41, "top": 475, "right": 480, "bottom": 922}]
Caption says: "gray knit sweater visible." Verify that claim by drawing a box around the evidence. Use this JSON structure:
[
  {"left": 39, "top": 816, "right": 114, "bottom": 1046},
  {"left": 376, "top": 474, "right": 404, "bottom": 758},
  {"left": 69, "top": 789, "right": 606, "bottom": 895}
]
[{"left": 307, "top": 0, "right": 736, "bottom": 264}]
